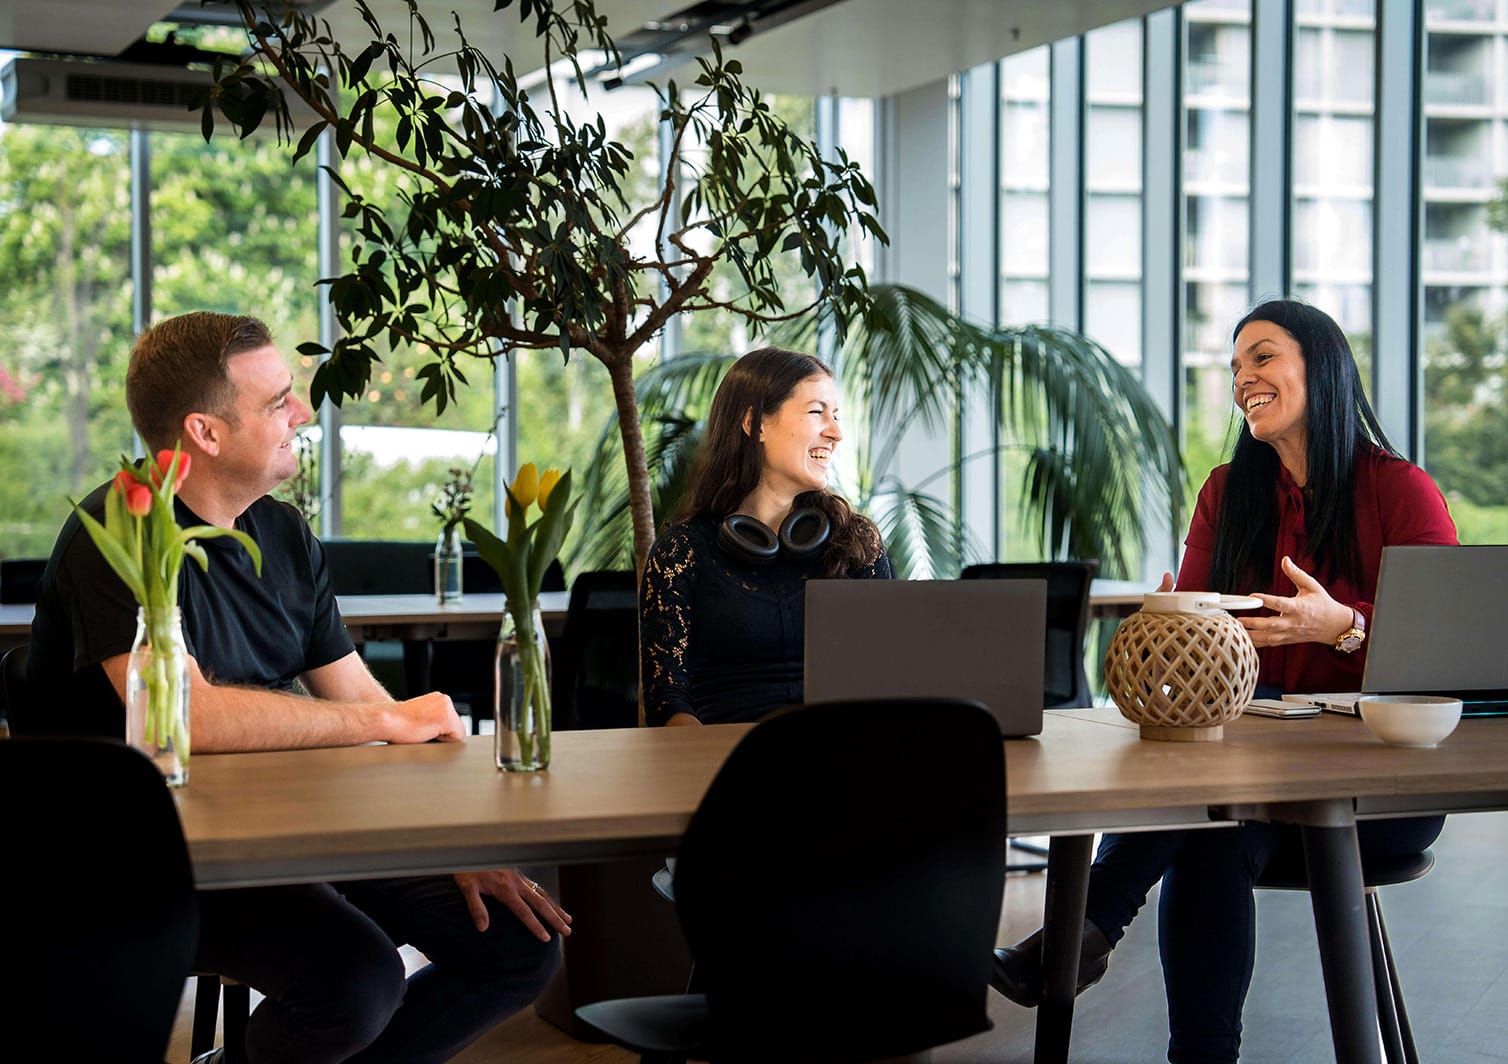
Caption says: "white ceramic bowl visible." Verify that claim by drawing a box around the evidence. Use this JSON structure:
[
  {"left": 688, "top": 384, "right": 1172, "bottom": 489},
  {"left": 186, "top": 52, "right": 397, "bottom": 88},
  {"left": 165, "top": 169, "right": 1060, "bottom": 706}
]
[{"left": 1358, "top": 695, "right": 1463, "bottom": 748}]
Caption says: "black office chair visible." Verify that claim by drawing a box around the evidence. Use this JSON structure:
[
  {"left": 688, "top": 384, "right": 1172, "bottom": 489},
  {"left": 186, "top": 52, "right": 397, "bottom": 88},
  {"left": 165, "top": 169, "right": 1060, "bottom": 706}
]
[
  {"left": 960, "top": 560, "right": 1098, "bottom": 709},
  {"left": 1257, "top": 846, "right": 1434, "bottom": 1064},
  {"left": 1, "top": 644, "right": 250, "bottom": 1061},
  {"left": 962, "top": 560, "right": 1097, "bottom": 873},
  {"left": 0, "top": 556, "right": 46, "bottom": 604},
  {"left": 551, "top": 569, "right": 639, "bottom": 731},
  {"left": 577, "top": 698, "right": 1006, "bottom": 1063},
  {"left": 1, "top": 642, "right": 29, "bottom": 735},
  {"left": 0, "top": 737, "right": 199, "bottom": 1062},
  {"left": 321, "top": 539, "right": 433, "bottom": 698},
  {"left": 321, "top": 539, "right": 434, "bottom": 595}
]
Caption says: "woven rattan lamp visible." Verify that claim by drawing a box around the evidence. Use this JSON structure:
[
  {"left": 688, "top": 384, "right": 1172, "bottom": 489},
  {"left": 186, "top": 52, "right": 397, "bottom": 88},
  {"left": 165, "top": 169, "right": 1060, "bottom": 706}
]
[{"left": 1104, "top": 592, "right": 1261, "bottom": 741}]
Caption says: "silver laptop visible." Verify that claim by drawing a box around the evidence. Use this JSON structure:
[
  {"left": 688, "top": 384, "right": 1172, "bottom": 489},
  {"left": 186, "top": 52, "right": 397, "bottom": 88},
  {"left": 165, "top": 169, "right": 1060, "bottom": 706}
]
[
  {"left": 803, "top": 578, "right": 1046, "bottom": 738},
  {"left": 1289, "top": 544, "right": 1508, "bottom": 717}
]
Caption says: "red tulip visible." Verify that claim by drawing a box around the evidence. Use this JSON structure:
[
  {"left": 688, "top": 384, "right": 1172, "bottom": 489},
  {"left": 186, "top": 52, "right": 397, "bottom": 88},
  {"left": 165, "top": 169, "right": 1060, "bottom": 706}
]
[
  {"left": 124, "top": 483, "right": 153, "bottom": 517},
  {"left": 113, "top": 470, "right": 136, "bottom": 496},
  {"left": 155, "top": 449, "right": 191, "bottom": 492}
]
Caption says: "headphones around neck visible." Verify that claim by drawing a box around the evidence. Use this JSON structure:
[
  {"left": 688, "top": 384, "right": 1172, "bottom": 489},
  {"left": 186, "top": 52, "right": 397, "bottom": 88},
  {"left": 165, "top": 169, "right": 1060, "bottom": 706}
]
[{"left": 717, "top": 508, "right": 831, "bottom": 565}]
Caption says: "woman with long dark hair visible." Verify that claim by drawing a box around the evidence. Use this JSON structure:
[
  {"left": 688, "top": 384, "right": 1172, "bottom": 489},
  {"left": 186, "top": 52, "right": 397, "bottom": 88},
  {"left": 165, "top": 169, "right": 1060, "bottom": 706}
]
[
  {"left": 639, "top": 347, "right": 891, "bottom": 727},
  {"left": 992, "top": 300, "right": 1457, "bottom": 1063}
]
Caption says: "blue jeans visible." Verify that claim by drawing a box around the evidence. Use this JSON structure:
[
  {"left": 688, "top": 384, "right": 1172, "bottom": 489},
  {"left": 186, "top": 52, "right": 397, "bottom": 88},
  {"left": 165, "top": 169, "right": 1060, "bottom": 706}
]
[
  {"left": 195, "top": 875, "right": 560, "bottom": 1063},
  {"left": 1086, "top": 816, "right": 1443, "bottom": 1064}
]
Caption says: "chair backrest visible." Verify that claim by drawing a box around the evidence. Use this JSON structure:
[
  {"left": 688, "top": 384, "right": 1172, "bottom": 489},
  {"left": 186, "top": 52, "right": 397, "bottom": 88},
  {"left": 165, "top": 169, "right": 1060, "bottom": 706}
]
[
  {"left": 0, "top": 556, "right": 46, "bottom": 604},
  {"left": 553, "top": 569, "right": 638, "bottom": 730},
  {"left": 961, "top": 560, "right": 1099, "bottom": 708},
  {"left": 322, "top": 539, "right": 433, "bottom": 595},
  {"left": 0, "top": 737, "right": 198, "bottom": 1062},
  {"left": 435, "top": 553, "right": 564, "bottom": 596},
  {"left": 1, "top": 642, "right": 30, "bottom": 733},
  {"left": 673, "top": 698, "right": 1006, "bottom": 1062}
]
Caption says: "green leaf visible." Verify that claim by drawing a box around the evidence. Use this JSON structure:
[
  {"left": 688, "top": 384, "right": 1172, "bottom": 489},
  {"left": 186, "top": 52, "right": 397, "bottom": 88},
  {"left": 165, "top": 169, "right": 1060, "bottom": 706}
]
[
  {"left": 180, "top": 526, "right": 263, "bottom": 577},
  {"left": 462, "top": 516, "right": 513, "bottom": 598},
  {"left": 70, "top": 502, "right": 147, "bottom": 604},
  {"left": 182, "top": 541, "right": 210, "bottom": 573},
  {"left": 292, "top": 120, "right": 328, "bottom": 164}
]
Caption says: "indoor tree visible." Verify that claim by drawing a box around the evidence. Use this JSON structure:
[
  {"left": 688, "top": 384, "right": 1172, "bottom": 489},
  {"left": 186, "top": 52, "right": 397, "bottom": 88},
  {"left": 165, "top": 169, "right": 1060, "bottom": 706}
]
[{"left": 204, "top": 0, "right": 883, "bottom": 573}]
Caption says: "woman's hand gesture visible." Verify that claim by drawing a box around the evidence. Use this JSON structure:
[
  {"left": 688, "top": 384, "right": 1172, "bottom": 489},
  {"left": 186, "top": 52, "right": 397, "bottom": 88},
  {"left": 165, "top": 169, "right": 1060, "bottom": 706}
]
[{"left": 1243, "top": 556, "right": 1355, "bottom": 648}]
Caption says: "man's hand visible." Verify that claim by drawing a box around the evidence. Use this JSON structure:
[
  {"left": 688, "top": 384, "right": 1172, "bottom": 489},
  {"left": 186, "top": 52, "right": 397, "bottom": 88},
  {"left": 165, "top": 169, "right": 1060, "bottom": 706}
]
[
  {"left": 1243, "top": 556, "right": 1354, "bottom": 648},
  {"left": 454, "top": 869, "right": 573, "bottom": 941},
  {"left": 380, "top": 692, "right": 467, "bottom": 744}
]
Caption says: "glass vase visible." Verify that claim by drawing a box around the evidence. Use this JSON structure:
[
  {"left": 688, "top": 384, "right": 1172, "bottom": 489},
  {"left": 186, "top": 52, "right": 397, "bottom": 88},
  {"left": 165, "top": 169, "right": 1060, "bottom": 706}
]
[
  {"left": 434, "top": 526, "right": 464, "bottom": 604},
  {"left": 495, "top": 604, "right": 551, "bottom": 771},
  {"left": 125, "top": 606, "right": 191, "bottom": 786}
]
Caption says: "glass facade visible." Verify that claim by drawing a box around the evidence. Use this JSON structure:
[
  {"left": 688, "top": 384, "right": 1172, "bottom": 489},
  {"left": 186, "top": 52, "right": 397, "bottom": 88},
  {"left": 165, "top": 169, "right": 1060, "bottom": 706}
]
[
  {"left": 999, "top": 47, "right": 1051, "bottom": 324},
  {"left": 1420, "top": 0, "right": 1508, "bottom": 543},
  {"left": 0, "top": 126, "right": 134, "bottom": 557},
  {"left": 1182, "top": 0, "right": 1253, "bottom": 492},
  {"left": 1084, "top": 20, "right": 1145, "bottom": 368},
  {"left": 4, "top": 0, "right": 1508, "bottom": 565}
]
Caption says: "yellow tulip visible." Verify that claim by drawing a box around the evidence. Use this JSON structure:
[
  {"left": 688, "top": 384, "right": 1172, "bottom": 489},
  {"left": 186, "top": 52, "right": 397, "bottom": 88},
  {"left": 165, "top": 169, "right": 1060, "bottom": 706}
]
[
  {"left": 510, "top": 463, "right": 539, "bottom": 510},
  {"left": 537, "top": 468, "right": 563, "bottom": 510}
]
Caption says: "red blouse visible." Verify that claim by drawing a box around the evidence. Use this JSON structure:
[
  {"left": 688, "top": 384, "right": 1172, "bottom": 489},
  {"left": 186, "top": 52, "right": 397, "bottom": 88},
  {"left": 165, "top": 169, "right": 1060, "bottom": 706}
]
[{"left": 1176, "top": 447, "right": 1458, "bottom": 693}]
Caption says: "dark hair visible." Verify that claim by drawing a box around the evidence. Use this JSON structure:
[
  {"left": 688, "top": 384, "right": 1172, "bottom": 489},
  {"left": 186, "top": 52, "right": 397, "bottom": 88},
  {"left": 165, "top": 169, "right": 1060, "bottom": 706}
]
[
  {"left": 126, "top": 312, "right": 274, "bottom": 452},
  {"left": 676, "top": 346, "right": 883, "bottom": 577},
  {"left": 1209, "top": 299, "right": 1397, "bottom": 592}
]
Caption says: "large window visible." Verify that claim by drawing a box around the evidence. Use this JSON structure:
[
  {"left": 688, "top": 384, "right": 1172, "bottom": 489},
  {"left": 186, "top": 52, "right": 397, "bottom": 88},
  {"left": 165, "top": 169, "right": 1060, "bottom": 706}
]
[
  {"left": 1420, "top": 3, "right": 1508, "bottom": 544},
  {"left": 1182, "top": 0, "right": 1253, "bottom": 493},
  {"left": 1084, "top": 19, "right": 1145, "bottom": 367},
  {"left": 1292, "top": 4, "right": 1375, "bottom": 389},
  {"left": 0, "top": 126, "right": 135, "bottom": 558},
  {"left": 999, "top": 47, "right": 1051, "bottom": 324}
]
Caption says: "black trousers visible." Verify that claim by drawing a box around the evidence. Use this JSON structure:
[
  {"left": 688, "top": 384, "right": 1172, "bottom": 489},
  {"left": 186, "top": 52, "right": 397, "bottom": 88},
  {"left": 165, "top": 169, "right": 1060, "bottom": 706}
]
[
  {"left": 195, "top": 875, "right": 560, "bottom": 1063},
  {"left": 1086, "top": 815, "right": 1443, "bottom": 1064}
]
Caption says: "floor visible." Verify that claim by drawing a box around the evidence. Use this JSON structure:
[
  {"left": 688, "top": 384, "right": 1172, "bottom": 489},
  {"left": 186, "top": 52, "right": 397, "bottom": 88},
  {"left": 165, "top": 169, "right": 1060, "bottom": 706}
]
[{"left": 167, "top": 810, "right": 1508, "bottom": 1063}]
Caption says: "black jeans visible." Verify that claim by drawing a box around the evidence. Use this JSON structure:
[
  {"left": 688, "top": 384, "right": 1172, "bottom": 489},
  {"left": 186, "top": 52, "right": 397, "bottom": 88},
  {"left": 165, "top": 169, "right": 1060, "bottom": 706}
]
[
  {"left": 196, "top": 875, "right": 560, "bottom": 1063},
  {"left": 1086, "top": 816, "right": 1444, "bottom": 1064}
]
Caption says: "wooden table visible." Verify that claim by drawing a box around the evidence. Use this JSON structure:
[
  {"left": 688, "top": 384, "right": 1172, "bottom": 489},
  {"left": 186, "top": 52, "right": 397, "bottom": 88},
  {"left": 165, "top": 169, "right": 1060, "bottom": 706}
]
[
  {"left": 176, "top": 708, "right": 1508, "bottom": 1063},
  {"left": 176, "top": 708, "right": 1508, "bottom": 885}
]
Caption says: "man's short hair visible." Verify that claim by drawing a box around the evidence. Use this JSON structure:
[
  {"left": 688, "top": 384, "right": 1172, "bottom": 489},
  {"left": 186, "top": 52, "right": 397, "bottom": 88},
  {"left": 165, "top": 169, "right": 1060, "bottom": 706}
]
[{"left": 126, "top": 312, "right": 274, "bottom": 452}]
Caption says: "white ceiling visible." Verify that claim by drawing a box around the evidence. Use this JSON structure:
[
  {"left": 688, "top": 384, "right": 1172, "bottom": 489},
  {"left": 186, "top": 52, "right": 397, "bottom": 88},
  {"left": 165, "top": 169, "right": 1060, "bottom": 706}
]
[{"left": 0, "top": 0, "right": 1177, "bottom": 99}]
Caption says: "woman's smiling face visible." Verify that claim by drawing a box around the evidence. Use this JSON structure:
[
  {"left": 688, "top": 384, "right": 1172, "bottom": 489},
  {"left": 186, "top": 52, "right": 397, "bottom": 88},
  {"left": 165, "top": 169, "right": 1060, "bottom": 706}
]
[
  {"left": 1232, "top": 320, "right": 1308, "bottom": 457},
  {"left": 755, "top": 373, "right": 843, "bottom": 498}
]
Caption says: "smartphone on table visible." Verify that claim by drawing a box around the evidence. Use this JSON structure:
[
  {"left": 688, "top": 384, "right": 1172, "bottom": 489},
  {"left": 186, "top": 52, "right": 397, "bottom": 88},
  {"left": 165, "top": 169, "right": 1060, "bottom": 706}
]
[{"left": 1244, "top": 698, "right": 1321, "bottom": 719}]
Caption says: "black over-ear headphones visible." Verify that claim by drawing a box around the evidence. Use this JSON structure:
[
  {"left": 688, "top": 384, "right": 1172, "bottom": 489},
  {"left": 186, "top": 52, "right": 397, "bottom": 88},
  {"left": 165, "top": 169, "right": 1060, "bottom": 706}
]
[{"left": 717, "top": 508, "right": 831, "bottom": 564}]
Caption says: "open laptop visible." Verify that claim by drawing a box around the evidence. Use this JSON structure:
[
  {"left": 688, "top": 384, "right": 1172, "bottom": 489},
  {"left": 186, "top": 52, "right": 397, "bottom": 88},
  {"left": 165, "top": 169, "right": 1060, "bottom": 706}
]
[
  {"left": 804, "top": 578, "right": 1046, "bottom": 738},
  {"left": 1286, "top": 544, "right": 1508, "bottom": 717}
]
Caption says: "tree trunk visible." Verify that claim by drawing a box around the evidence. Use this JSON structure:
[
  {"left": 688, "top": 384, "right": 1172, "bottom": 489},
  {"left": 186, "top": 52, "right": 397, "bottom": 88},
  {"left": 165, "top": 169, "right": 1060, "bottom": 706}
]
[{"left": 606, "top": 350, "right": 655, "bottom": 579}]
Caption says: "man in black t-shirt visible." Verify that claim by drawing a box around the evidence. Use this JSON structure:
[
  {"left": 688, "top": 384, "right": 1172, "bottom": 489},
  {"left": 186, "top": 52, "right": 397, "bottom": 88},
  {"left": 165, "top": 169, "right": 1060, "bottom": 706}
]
[{"left": 28, "top": 312, "right": 570, "bottom": 1064}]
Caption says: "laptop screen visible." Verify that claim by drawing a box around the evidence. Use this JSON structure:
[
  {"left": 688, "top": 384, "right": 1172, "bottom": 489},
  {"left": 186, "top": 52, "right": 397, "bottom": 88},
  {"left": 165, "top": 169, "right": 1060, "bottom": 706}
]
[
  {"left": 1364, "top": 544, "right": 1508, "bottom": 713},
  {"left": 803, "top": 579, "right": 1046, "bottom": 738}
]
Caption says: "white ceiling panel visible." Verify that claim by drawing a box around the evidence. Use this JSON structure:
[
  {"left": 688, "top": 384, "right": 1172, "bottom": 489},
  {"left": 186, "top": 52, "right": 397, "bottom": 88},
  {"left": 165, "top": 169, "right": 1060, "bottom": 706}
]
[{"left": 1, "top": 0, "right": 1178, "bottom": 98}]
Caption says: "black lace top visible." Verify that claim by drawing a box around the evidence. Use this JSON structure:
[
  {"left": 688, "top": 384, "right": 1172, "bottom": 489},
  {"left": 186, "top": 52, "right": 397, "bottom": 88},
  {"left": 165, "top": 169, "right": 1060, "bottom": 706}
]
[{"left": 638, "top": 513, "right": 893, "bottom": 726}]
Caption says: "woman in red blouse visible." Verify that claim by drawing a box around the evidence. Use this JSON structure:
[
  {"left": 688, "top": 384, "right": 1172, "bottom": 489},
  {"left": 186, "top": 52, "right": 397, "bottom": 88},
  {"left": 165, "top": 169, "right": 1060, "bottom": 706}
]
[{"left": 991, "top": 300, "right": 1458, "bottom": 1063}]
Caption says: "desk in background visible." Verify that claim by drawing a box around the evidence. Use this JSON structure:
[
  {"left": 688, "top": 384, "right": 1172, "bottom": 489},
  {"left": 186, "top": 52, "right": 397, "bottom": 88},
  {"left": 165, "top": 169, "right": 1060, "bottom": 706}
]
[{"left": 0, "top": 579, "right": 1148, "bottom": 654}]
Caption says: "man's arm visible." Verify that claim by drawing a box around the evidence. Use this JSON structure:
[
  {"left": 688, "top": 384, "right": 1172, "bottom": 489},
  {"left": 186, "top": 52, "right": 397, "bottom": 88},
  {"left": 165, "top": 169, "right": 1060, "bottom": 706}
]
[{"left": 101, "top": 650, "right": 465, "bottom": 753}]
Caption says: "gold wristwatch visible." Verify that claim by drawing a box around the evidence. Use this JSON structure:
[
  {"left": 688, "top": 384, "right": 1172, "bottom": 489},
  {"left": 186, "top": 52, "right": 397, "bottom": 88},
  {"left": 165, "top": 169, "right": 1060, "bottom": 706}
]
[{"left": 1334, "top": 608, "right": 1367, "bottom": 653}]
